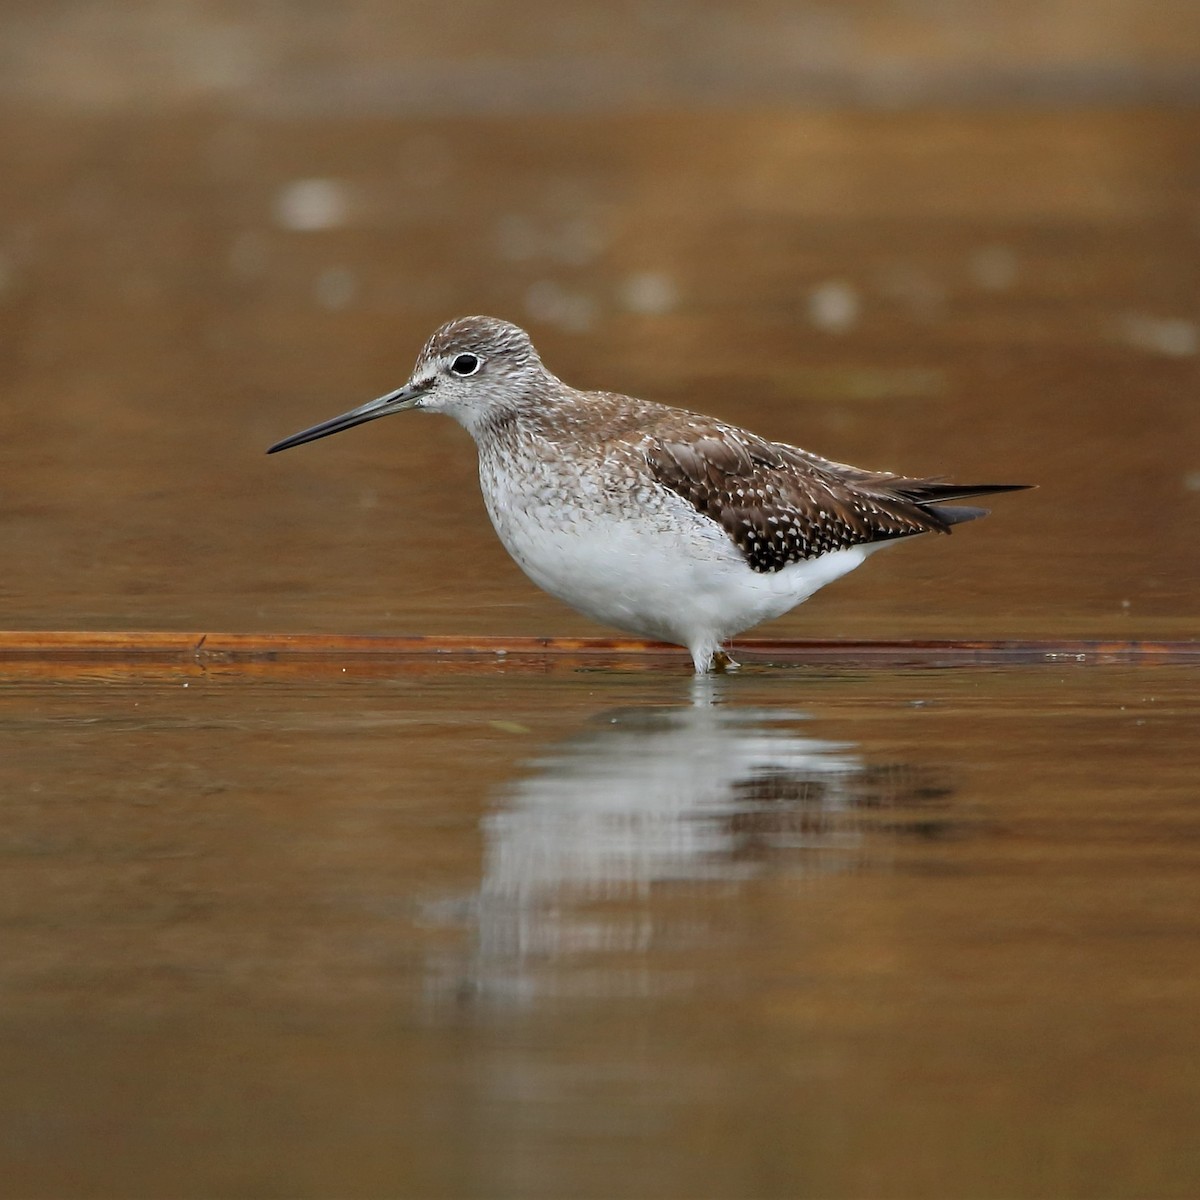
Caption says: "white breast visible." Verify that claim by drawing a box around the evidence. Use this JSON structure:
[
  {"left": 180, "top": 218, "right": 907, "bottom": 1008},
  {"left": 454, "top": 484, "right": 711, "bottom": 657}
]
[{"left": 476, "top": 441, "right": 877, "bottom": 658}]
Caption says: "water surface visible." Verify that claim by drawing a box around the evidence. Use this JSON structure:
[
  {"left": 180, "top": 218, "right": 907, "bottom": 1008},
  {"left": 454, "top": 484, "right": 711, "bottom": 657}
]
[
  {"left": 2, "top": 110, "right": 1197, "bottom": 642},
  {"left": 1, "top": 100, "right": 1198, "bottom": 1198},
  {"left": 2, "top": 664, "right": 1197, "bottom": 1197}
]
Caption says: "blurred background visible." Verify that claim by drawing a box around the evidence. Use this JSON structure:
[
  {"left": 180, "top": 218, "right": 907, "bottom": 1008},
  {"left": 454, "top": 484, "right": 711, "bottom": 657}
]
[
  {"left": 1, "top": 0, "right": 1197, "bottom": 640},
  {"left": 2, "top": 6, "right": 1200, "bottom": 1200}
]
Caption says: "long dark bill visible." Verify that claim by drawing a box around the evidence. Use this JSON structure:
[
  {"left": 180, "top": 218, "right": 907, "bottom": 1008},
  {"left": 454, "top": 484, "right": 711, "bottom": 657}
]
[{"left": 266, "top": 383, "right": 427, "bottom": 454}]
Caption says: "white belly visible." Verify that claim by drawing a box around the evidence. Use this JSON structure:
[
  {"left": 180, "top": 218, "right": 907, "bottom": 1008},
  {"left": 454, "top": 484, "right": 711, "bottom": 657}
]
[{"left": 479, "top": 466, "right": 874, "bottom": 663}]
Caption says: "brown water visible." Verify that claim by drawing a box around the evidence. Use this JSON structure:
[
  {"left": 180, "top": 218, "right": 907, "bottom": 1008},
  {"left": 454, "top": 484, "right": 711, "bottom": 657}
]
[
  {"left": 3, "top": 110, "right": 1197, "bottom": 641},
  {"left": 2, "top": 665, "right": 1198, "bottom": 1197},
  {"left": 2, "top": 103, "right": 1199, "bottom": 1197}
]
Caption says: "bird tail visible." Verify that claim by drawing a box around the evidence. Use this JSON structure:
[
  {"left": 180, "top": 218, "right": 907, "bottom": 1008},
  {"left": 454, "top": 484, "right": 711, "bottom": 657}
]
[{"left": 900, "top": 482, "right": 1034, "bottom": 529}]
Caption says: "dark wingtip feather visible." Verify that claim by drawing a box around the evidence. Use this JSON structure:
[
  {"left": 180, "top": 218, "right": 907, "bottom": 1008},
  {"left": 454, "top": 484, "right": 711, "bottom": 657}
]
[
  {"left": 917, "top": 483, "right": 1032, "bottom": 530},
  {"left": 957, "top": 483, "right": 1035, "bottom": 496},
  {"left": 931, "top": 504, "right": 992, "bottom": 527},
  {"left": 906, "top": 482, "right": 1034, "bottom": 502}
]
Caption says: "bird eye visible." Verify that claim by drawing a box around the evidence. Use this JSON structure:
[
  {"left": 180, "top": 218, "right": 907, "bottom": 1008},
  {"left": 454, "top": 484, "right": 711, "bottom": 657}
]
[{"left": 449, "top": 353, "right": 481, "bottom": 377}]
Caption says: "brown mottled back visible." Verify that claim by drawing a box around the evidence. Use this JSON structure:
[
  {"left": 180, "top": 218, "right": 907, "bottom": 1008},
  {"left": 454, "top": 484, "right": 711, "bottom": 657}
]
[{"left": 645, "top": 418, "right": 1022, "bottom": 573}]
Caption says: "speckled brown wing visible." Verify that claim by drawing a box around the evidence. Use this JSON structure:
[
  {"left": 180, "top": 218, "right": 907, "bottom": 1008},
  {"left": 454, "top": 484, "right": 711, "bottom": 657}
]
[{"left": 645, "top": 422, "right": 1002, "bottom": 574}]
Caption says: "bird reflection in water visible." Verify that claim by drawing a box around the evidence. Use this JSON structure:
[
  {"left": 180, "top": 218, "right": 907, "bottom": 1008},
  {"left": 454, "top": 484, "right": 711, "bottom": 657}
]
[{"left": 425, "top": 683, "right": 954, "bottom": 1004}]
